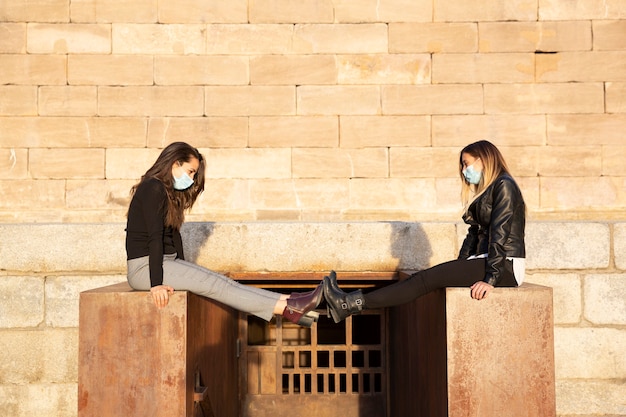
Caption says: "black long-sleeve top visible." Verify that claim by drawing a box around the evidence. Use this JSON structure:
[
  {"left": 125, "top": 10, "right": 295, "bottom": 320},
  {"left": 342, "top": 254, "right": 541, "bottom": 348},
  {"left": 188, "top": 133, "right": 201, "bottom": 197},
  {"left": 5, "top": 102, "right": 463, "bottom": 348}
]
[{"left": 125, "top": 178, "right": 184, "bottom": 287}]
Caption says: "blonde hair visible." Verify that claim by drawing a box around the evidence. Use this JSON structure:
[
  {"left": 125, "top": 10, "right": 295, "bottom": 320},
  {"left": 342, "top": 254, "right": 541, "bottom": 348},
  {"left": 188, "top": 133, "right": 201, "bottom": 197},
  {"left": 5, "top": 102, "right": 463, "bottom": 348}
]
[{"left": 460, "top": 140, "right": 511, "bottom": 210}]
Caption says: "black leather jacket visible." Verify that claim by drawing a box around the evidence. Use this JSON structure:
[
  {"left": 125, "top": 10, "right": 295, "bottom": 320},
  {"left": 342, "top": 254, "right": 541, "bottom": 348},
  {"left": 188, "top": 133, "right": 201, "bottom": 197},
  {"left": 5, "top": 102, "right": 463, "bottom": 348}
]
[{"left": 458, "top": 174, "right": 526, "bottom": 286}]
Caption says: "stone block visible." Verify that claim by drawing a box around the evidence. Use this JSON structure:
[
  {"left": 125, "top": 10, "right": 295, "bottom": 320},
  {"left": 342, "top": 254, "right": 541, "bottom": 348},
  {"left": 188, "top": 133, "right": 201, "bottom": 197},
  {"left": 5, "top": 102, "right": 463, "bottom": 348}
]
[
  {"left": 29, "top": 148, "right": 104, "bottom": 179},
  {"left": 602, "top": 145, "right": 626, "bottom": 176},
  {"left": 484, "top": 83, "right": 604, "bottom": 114},
  {"left": 0, "top": 180, "right": 66, "bottom": 210},
  {"left": 98, "top": 86, "right": 204, "bottom": 117},
  {"left": 293, "top": 148, "right": 388, "bottom": 178},
  {"left": 540, "top": 177, "right": 626, "bottom": 212},
  {"left": 0, "top": 329, "right": 77, "bottom": 384},
  {"left": 432, "top": 53, "right": 534, "bottom": 84},
  {"left": 248, "top": 179, "right": 349, "bottom": 211},
  {"left": 615, "top": 223, "right": 626, "bottom": 270},
  {"left": 537, "top": 52, "right": 626, "bottom": 82},
  {"left": 0, "top": 86, "right": 37, "bottom": 116},
  {"left": 66, "top": 179, "right": 134, "bottom": 210},
  {"left": 205, "top": 24, "right": 295, "bottom": 54},
  {"left": 334, "top": 0, "right": 432, "bottom": 23},
  {"left": 112, "top": 23, "right": 205, "bottom": 54},
  {"left": 292, "top": 23, "right": 388, "bottom": 54},
  {"left": 390, "top": 146, "right": 459, "bottom": 178},
  {"left": 556, "top": 379, "right": 626, "bottom": 416},
  {"left": 383, "top": 85, "right": 483, "bottom": 115},
  {"left": 478, "top": 21, "right": 591, "bottom": 52},
  {"left": 525, "top": 273, "right": 582, "bottom": 324},
  {"left": 0, "top": 54, "right": 66, "bottom": 85},
  {"left": 337, "top": 54, "right": 431, "bottom": 84},
  {"left": 249, "top": 116, "right": 338, "bottom": 147},
  {"left": 0, "top": 23, "right": 26, "bottom": 53},
  {"left": 203, "top": 148, "right": 291, "bottom": 179},
  {"left": 389, "top": 22, "right": 477, "bottom": 53},
  {"left": 146, "top": 117, "right": 248, "bottom": 148},
  {"left": 0, "top": 276, "right": 44, "bottom": 328},
  {"left": 525, "top": 222, "right": 610, "bottom": 269},
  {"left": 0, "top": 148, "right": 28, "bottom": 179},
  {"left": 205, "top": 86, "right": 295, "bottom": 116},
  {"left": 435, "top": 0, "right": 537, "bottom": 22},
  {"left": 70, "top": 0, "right": 157, "bottom": 23},
  {"left": 68, "top": 55, "right": 153, "bottom": 85},
  {"left": 27, "top": 23, "right": 110, "bottom": 54},
  {"left": 0, "top": 0, "right": 69, "bottom": 23},
  {"left": 340, "top": 116, "right": 431, "bottom": 148},
  {"left": 105, "top": 147, "right": 161, "bottom": 180},
  {"left": 158, "top": 0, "right": 247, "bottom": 23},
  {"left": 0, "top": 383, "right": 77, "bottom": 417},
  {"left": 593, "top": 20, "right": 626, "bottom": 51},
  {"left": 250, "top": 55, "right": 337, "bottom": 85},
  {"left": 192, "top": 179, "right": 249, "bottom": 212},
  {"left": 539, "top": 0, "right": 626, "bottom": 20},
  {"left": 249, "top": 0, "right": 334, "bottom": 23},
  {"left": 554, "top": 327, "right": 626, "bottom": 379},
  {"left": 548, "top": 114, "right": 626, "bottom": 146},
  {"left": 432, "top": 115, "right": 546, "bottom": 147},
  {"left": 584, "top": 274, "right": 626, "bottom": 325},
  {"left": 38, "top": 86, "right": 97, "bottom": 116},
  {"left": 535, "top": 145, "right": 602, "bottom": 177},
  {"left": 156, "top": 55, "right": 248, "bottom": 85},
  {"left": 350, "top": 178, "right": 439, "bottom": 212},
  {"left": 297, "top": 85, "right": 381, "bottom": 115},
  {"left": 606, "top": 82, "right": 626, "bottom": 113}
]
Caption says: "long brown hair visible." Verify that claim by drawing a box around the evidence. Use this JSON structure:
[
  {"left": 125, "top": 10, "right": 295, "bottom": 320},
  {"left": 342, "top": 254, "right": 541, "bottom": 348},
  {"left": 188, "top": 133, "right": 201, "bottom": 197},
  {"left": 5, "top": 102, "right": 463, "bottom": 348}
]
[
  {"left": 130, "top": 142, "right": 205, "bottom": 229},
  {"left": 459, "top": 140, "right": 511, "bottom": 210}
]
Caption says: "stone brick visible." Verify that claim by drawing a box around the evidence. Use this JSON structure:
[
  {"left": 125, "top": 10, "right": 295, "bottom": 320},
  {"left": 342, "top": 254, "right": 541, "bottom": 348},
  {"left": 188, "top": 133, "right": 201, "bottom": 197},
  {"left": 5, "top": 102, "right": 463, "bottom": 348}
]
[
  {"left": 66, "top": 179, "right": 134, "bottom": 210},
  {"left": 293, "top": 148, "right": 388, "bottom": 178},
  {"left": 602, "top": 145, "right": 626, "bottom": 176},
  {"left": 147, "top": 117, "right": 248, "bottom": 148},
  {"left": 0, "top": 148, "right": 28, "bottom": 179},
  {"left": 537, "top": 52, "right": 626, "bottom": 82},
  {"left": 333, "top": 0, "right": 432, "bottom": 23},
  {"left": 98, "top": 86, "right": 204, "bottom": 117},
  {"left": 112, "top": 23, "right": 205, "bottom": 54},
  {"left": 156, "top": 55, "right": 248, "bottom": 85},
  {"left": 292, "top": 23, "right": 387, "bottom": 54},
  {"left": 350, "top": 178, "right": 438, "bottom": 212},
  {"left": 192, "top": 179, "right": 249, "bottom": 211},
  {"left": 593, "top": 20, "right": 626, "bottom": 51},
  {"left": 484, "top": 83, "right": 604, "bottom": 114},
  {"left": 158, "top": 0, "right": 247, "bottom": 23},
  {"left": 29, "top": 148, "right": 104, "bottom": 179},
  {"left": 389, "top": 22, "right": 477, "bottom": 53},
  {"left": 525, "top": 273, "right": 582, "bottom": 324},
  {"left": 205, "top": 24, "right": 295, "bottom": 54},
  {"left": 204, "top": 148, "right": 291, "bottom": 179},
  {"left": 0, "top": 276, "right": 44, "bottom": 328},
  {"left": 516, "top": 177, "right": 540, "bottom": 211},
  {"left": 45, "top": 275, "right": 126, "bottom": 327},
  {"left": 494, "top": 146, "right": 540, "bottom": 177},
  {"left": 249, "top": 0, "right": 334, "bottom": 23},
  {"left": 0, "top": 180, "right": 65, "bottom": 210},
  {"left": 584, "top": 274, "right": 626, "bottom": 325},
  {"left": 556, "top": 379, "right": 626, "bottom": 416},
  {"left": 606, "top": 82, "right": 626, "bottom": 113},
  {"left": 38, "top": 86, "right": 97, "bottom": 116},
  {"left": 27, "top": 23, "right": 110, "bottom": 54},
  {"left": 535, "top": 145, "right": 602, "bottom": 176},
  {"left": 68, "top": 55, "right": 153, "bottom": 85},
  {"left": 250, "top": 55, "right": 336, "bottom": 85},
  {"left": 341, "top": 116, "right": 430, "bottom": 148},
  {"left": 540, "top": 177, "right": 626, "bottom": 213},
  {"left": 70, "top": 0, "right": 157, "bottom": 23},
  {"left": 390, "top": 146, "right": 459, "bottom": 178},
  {"left": 105, "top": 148, "right": 161, "bottom": 180},
  {"left": 525, "top": 222, "right": 610, "bottom": 269},
  {"left": 548, "top": 114, "right": 626, "bottom": 146},
  {"left": 338, "top": 54, "right": 431, "bottom": 84},
  {"left": 249, "top": 116, "right": 338, "bottom": 147},
  {"left": 0, "top": 224, "right": 126, "bottom": 272},
  {"left": 432, "top": 115, "right": 546, "bottom": 147},
  {"left": 383, "top": 85, "right": 483, "bottom": 115},
  {"left": 554, "top": 327, "right": 626, "bottom": 379},
  {"left": 615, "top": 223, "right": 626, "bottom": 270},
  {"left": 435, "top": 0, "right": 537, "bottom": 22},
  {"left": 539, "top": 0, "right": 626, "bottom": 20},
  {"left": 432, "top": 53, "right": 534, "bottom": 83},
  {"left": 0, "top": 0, "right": 69, "bottom": 23},
  {"left": 297, "top": 86, "right": 380, "bottom": 115},
  {"left": 0, "top": 383, "right": 77, "bottom": 417},
  {"left": 0, "top": 86, "right": 37, "bottom": 116},
  {"left": 478, "top": 21, "right": 592, "bottom": 53},
  {"left": 0, "top": 23, "right": 26, "bottom": 53},
  {"left": 0, "top": 54, "right": 66, "bottom": 85},
  {"left": 205, "top": 86, "right": 295, "bottom": 116},
  {"left": 248, "top": 179, "right": 350, "bottom": 211},
  {"left": 0, "top": 329, "right": 77, "bottom": 383}
]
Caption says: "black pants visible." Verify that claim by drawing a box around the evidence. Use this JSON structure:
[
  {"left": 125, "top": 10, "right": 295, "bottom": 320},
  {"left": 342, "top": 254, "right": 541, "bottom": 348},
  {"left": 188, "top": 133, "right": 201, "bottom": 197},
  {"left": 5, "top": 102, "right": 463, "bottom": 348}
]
[{"left": 364, "top": 257, "right": 518, "bottom": 309}]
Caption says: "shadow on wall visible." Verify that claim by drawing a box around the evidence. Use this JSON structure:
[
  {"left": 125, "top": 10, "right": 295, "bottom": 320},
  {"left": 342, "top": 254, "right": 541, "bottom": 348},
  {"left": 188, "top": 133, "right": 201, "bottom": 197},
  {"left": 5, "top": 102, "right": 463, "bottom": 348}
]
[
  {"left": 388, "top": 222, "right": 434, "bottom": 272},
  {"left": 181, "top": 222, "right": 215, "bottom": 263}
]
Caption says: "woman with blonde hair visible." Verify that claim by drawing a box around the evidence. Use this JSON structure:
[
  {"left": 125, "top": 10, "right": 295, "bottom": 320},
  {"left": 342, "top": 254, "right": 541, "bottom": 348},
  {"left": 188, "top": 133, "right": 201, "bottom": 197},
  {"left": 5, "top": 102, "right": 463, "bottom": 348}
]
[{"left": 323, "top": 140, "right": 526, "bottom": 323}]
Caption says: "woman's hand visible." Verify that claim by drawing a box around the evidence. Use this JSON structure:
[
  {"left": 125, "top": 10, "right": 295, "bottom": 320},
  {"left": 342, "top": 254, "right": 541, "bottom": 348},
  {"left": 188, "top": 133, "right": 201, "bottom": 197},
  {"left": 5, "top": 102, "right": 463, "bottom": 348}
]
[
  {"left": 470, "top": 281, "right": 493, "bottom": 300},
  {"left": 150, "top": 285, "right": 175, "bottom": 309}
]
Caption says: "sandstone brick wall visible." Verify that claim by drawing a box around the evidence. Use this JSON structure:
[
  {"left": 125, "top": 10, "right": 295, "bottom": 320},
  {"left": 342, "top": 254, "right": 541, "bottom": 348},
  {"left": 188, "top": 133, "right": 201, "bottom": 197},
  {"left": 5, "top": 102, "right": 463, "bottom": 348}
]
[{"left": 0, "top": 1, "right": 625, "bottom": 416}]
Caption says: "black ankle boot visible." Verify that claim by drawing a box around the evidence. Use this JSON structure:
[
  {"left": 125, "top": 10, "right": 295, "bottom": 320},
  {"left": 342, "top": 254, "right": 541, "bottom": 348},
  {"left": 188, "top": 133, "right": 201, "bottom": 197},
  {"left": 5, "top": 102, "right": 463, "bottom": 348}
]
[{"left": 323, "top": 271, "right": 365, "bottom": 323}]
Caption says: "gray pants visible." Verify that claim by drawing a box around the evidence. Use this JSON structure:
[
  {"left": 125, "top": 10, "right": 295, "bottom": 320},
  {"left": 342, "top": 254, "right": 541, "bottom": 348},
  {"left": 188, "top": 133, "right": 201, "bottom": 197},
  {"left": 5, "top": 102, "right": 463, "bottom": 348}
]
[{"left": 127, "top": 254, "right": 280, "bottom": 321}]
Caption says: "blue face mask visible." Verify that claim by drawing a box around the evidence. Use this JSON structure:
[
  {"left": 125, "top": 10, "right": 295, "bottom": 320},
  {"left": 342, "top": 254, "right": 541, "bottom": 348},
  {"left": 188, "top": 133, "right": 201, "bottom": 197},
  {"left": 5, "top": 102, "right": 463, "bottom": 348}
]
[
  {"left": 463, "top": 163, "right": 482, "bottom": 185},
  {"left": 173, "top": 165, "right": 194, "bottom": 190}
]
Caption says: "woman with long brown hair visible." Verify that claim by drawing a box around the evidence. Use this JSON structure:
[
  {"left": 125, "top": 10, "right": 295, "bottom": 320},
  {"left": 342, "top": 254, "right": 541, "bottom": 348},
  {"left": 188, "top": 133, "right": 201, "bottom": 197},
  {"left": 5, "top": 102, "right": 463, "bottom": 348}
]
[
  {"left": 125, "top": 142, "right": 322, "bottom": 326},
  {"left": 323, "top": 140, "right": 526, "bottom": 323}
]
